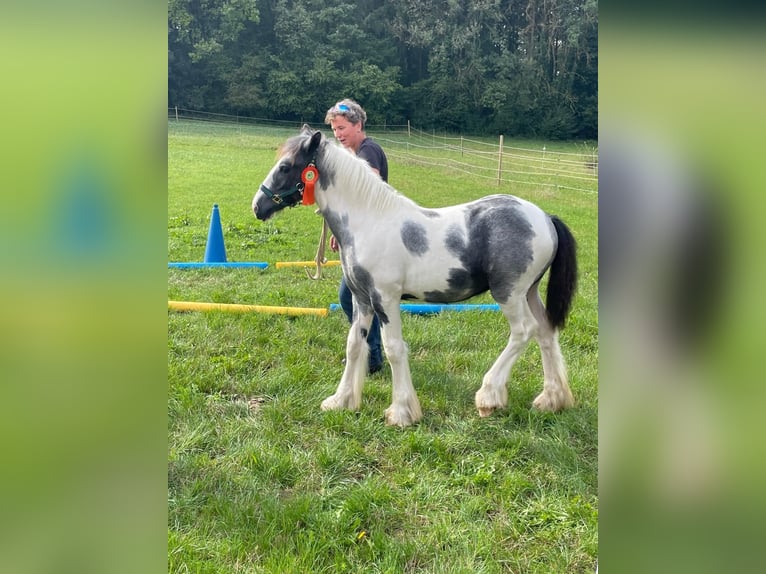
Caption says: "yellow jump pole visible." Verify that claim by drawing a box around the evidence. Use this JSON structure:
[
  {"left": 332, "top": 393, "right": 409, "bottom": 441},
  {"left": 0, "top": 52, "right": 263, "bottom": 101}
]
[
  {"left": 168, "top": 300, "right": 328, "bottom": 317},
  {"left": 275, "top": 260, "right": 342, "bottom": 268}
]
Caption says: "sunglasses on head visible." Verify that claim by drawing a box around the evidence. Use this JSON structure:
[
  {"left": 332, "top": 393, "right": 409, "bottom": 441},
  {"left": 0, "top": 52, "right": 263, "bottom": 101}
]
[{"left": 334, "top": 103, "right": 350, "bottom": 113}]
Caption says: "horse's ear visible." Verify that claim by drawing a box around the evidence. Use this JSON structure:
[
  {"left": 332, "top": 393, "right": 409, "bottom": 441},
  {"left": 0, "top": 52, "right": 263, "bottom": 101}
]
[
  {"left": 301, "top": 123, "right": 314, "bottom": 135},
  {"left": 307, "top": 130, "right": 322, "bottom": 155}
]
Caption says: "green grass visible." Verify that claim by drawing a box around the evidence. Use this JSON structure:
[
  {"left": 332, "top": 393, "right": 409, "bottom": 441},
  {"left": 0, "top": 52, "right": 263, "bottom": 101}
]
[{"left": 168, "top": 120, "right": 597, "bottom": 573}]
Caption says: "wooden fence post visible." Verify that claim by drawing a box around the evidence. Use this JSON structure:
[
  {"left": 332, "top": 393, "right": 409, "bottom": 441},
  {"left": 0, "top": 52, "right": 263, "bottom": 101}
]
[
  {"left": 497, "top": 135, "right": 504, "bottom": 185},
  {"left": 593, "top": 147, "right": 598, "bottom": 176},
  {"left": 175, "top": 106, "right": 178, "bottom": 122}
]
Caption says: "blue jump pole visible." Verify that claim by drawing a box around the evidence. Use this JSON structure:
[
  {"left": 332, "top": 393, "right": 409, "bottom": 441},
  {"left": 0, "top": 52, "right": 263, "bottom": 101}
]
[
  {"left": 168, "top": 262, "right": 269, "bottom": 269},
  {"left": 329, "top": 303, "right": 499, "bottom": 315},
  {"left": 403, "top": 303, "right": 499, "bottom": 314},
  {"left": 169, "top": 204, "right": 270, "bottom": 268}
]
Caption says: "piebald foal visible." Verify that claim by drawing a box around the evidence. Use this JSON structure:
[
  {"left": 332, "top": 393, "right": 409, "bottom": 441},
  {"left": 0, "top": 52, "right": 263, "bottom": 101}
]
[{"left": 253, "top": 126, "right": 577, "bottom": 426}]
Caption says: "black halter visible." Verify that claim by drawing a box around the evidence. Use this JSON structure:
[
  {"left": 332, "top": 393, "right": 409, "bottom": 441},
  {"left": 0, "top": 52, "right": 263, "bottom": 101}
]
[
  {"left": 259, "top": 155, "right": 318, "bottom": 205},
  {"left": 258, "top": 180, "right": 303, "bottom": 205}
]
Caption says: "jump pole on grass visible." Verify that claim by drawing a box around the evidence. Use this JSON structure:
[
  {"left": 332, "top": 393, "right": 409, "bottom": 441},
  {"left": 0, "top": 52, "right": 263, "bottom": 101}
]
[
  {"left": 168, "top": 301, "right": 498, "bottom": 317},
  {"left": 168, "top": 262, "right": 269, "bottom": 269},
  {"left": 168, "top": 300, "right": 328, "bottom": 317},
  {"left": 275, "top": 260, "right": 341, "bottom": 269},
  {"left": 329, "top": 303, "right": 500, "bottom": 314},
  {"left": 168, "top": 204, "right": 270, "bottom": 268}
]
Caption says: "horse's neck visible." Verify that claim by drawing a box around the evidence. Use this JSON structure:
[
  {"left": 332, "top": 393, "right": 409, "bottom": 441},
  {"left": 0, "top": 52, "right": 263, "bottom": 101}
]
[{"left": 320, "top": 147, "right": 411, "bottom": 218}]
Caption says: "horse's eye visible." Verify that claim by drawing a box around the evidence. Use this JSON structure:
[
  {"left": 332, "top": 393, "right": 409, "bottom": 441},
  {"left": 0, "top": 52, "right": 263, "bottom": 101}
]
[{"left": 279, "top": 163, "right": 291, "bottom": 174}]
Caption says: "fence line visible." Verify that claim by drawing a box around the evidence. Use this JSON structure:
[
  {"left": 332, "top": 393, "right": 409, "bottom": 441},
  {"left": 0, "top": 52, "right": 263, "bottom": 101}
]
[
  {"left": 380, "top": 135, "right": 598, "bottom": 193},
  {"left": 169, "top": 107, "right": 598, "bottom": 194},
  {"left": 408, "top": 125, "right": 594, "bottom": 157},
  {"left": 168, "top": 106, "right": 409, "bottom": 131}
]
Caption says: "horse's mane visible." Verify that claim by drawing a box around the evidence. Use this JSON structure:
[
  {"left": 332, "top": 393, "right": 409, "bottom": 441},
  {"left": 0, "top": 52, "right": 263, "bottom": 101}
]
[
  {"left": 278, "top": 134, "right": 306, "bottom": 158},
  {"left": 320, "top": 139, "right": 418, "bottom": 213}
]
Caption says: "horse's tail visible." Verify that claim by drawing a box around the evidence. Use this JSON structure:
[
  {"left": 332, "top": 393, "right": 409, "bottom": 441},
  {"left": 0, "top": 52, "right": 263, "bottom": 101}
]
[{"left": 546, "top": 216, "right": 578, "bottom": 329}]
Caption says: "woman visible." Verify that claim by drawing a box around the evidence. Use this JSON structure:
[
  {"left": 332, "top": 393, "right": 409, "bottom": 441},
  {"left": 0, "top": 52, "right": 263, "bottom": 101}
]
[{"left": 324, "top": 99, "right": 388, "bottom": 374}]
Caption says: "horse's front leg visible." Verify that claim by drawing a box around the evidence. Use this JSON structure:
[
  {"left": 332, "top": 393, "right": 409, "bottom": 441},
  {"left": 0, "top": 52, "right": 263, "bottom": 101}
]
[
  {"left": 320, "top": 307, "right": 373, "bottom": 412},
  {"left": 379, "top": 304, "right": 422, "bottom": 427}
]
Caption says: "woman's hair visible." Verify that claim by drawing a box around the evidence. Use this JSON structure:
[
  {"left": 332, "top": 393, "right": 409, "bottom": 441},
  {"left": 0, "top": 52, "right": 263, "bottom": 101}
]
[{"left": 324, "top": 98, "right": 367, "bottom": 129}]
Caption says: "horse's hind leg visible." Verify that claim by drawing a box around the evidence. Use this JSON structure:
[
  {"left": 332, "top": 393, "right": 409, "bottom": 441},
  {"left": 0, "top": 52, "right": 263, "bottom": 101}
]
[
  {"left": 527, "top": 288, "right": 574, "bottom": 411},
  {"left": 475, "top": 295, "right": 535, "bottom": 417}
]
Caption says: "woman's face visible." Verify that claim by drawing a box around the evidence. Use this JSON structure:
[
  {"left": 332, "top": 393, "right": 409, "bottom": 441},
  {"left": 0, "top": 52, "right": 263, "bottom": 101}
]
[{"left": 329, "top": 115, "right": 363, "bottom": 152}]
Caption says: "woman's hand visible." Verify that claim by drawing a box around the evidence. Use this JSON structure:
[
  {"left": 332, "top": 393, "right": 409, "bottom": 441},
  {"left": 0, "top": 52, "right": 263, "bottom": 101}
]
[{"left": 330, "top": 235, "right": 339, "bottom": 252}]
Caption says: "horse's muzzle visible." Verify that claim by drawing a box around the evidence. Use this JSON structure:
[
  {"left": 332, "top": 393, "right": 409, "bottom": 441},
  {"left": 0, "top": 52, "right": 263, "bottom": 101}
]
[
  {"left": 252, "top": 195, "right": 271, "bottom": 221},
  {"left": 253, "top": 204, "right": 270, "bottom": 221}
]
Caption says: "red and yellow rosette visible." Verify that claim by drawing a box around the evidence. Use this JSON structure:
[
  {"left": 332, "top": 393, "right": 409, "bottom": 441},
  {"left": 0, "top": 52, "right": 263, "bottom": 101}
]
[{"left": 301, "top": 165, "right": 319, "bottom": 205}]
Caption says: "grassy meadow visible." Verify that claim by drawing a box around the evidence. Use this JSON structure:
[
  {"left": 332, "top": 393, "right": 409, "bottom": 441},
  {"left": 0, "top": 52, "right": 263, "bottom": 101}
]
[{"left": 168, "top": 120, "right": 598, "bottom": 573}]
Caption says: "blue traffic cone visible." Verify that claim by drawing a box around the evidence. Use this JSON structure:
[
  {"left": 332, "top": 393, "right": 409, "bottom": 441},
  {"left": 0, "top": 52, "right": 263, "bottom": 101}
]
[{"left": 203, "top": 204, "right": 227, "bottom": 262}]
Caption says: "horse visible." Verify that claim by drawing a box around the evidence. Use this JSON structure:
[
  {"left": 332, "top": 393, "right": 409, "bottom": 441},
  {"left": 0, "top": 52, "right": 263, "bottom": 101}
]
[{"left": 252, "top": 125, "right": 577, "bottom": 427}]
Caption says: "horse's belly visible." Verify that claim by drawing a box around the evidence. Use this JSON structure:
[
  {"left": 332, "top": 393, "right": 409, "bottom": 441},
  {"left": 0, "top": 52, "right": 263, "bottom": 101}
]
[{"left": 401, "top": 260, "right": 488, "bottom": 303}]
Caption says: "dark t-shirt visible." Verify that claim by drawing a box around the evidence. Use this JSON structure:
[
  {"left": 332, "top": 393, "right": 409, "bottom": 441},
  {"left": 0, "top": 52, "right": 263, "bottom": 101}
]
[{"left": 357, "top": 137, "right": 388, "bottom": 183}]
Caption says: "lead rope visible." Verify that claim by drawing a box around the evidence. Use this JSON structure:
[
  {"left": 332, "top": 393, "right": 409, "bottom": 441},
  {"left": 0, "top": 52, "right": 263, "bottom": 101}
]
[{"left": 306, "top": 213, "right": 329, "bottom": 280}]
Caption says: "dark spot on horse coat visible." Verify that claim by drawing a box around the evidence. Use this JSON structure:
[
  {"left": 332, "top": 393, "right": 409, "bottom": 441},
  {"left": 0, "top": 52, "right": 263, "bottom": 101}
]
[
  {"left": 360, "top": 327, "right": 368, "bottom": 339},
  {"left": 322, "top": 208, "right": 390, "bottom": 324},
  {"left": 424, "top": 268, "right": 489, "bottom": 303},
  {"left": 322, "top": 209, "right": 352, "bottom": 251},
  {"left": 401, "top": 220, "right": 429, "bottom": 256},
  {"left": 425, "top": 196, "right": 535, "bottom": 304},
  {"left": 444, "top": 224, "right": 466, "bottom": 254},
  {"left": 348, "top": 264, "right": 389, "bottom": 324},
  {"left": 420, "top": 208, "right": 440, "bottom": 218}
]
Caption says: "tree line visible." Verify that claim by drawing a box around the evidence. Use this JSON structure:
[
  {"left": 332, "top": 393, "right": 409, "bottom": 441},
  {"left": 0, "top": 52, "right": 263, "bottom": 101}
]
[{"left": 169, "top": 0, "right": 597, "bottom": 140}]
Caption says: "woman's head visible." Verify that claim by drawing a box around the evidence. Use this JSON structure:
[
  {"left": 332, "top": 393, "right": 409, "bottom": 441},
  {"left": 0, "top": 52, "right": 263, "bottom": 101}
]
[
  {"left": 325, "top": 99, "right": 367, "bottom": 128},
  {"left": 325, "top": 99, "right": 367, "bottom": 151}
]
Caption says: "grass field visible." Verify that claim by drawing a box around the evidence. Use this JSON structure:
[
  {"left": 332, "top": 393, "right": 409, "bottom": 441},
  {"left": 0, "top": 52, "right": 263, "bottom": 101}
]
[{"left": 168, "top": 120, "right": 598, "bottom": 573}]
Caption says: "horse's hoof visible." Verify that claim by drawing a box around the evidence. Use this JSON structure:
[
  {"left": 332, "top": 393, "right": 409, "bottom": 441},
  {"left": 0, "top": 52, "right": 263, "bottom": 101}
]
[
  {"left": 533, "top": 390, "right": 574, "bottom": 412},
  {"left": 532, "top": 393, "right": 553, "bottom": 411},
  {"left": 321, "top": 395, "right": 342, "bottom": 411},
  {"left": 475, "top": 386, "right": 506, "bottom": 417},
  {"left": 384, "top": 405, "right": 421, "bottom": 427},
  {"left": 384, "top": 409, "right": 411, "bottom": 427}
]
